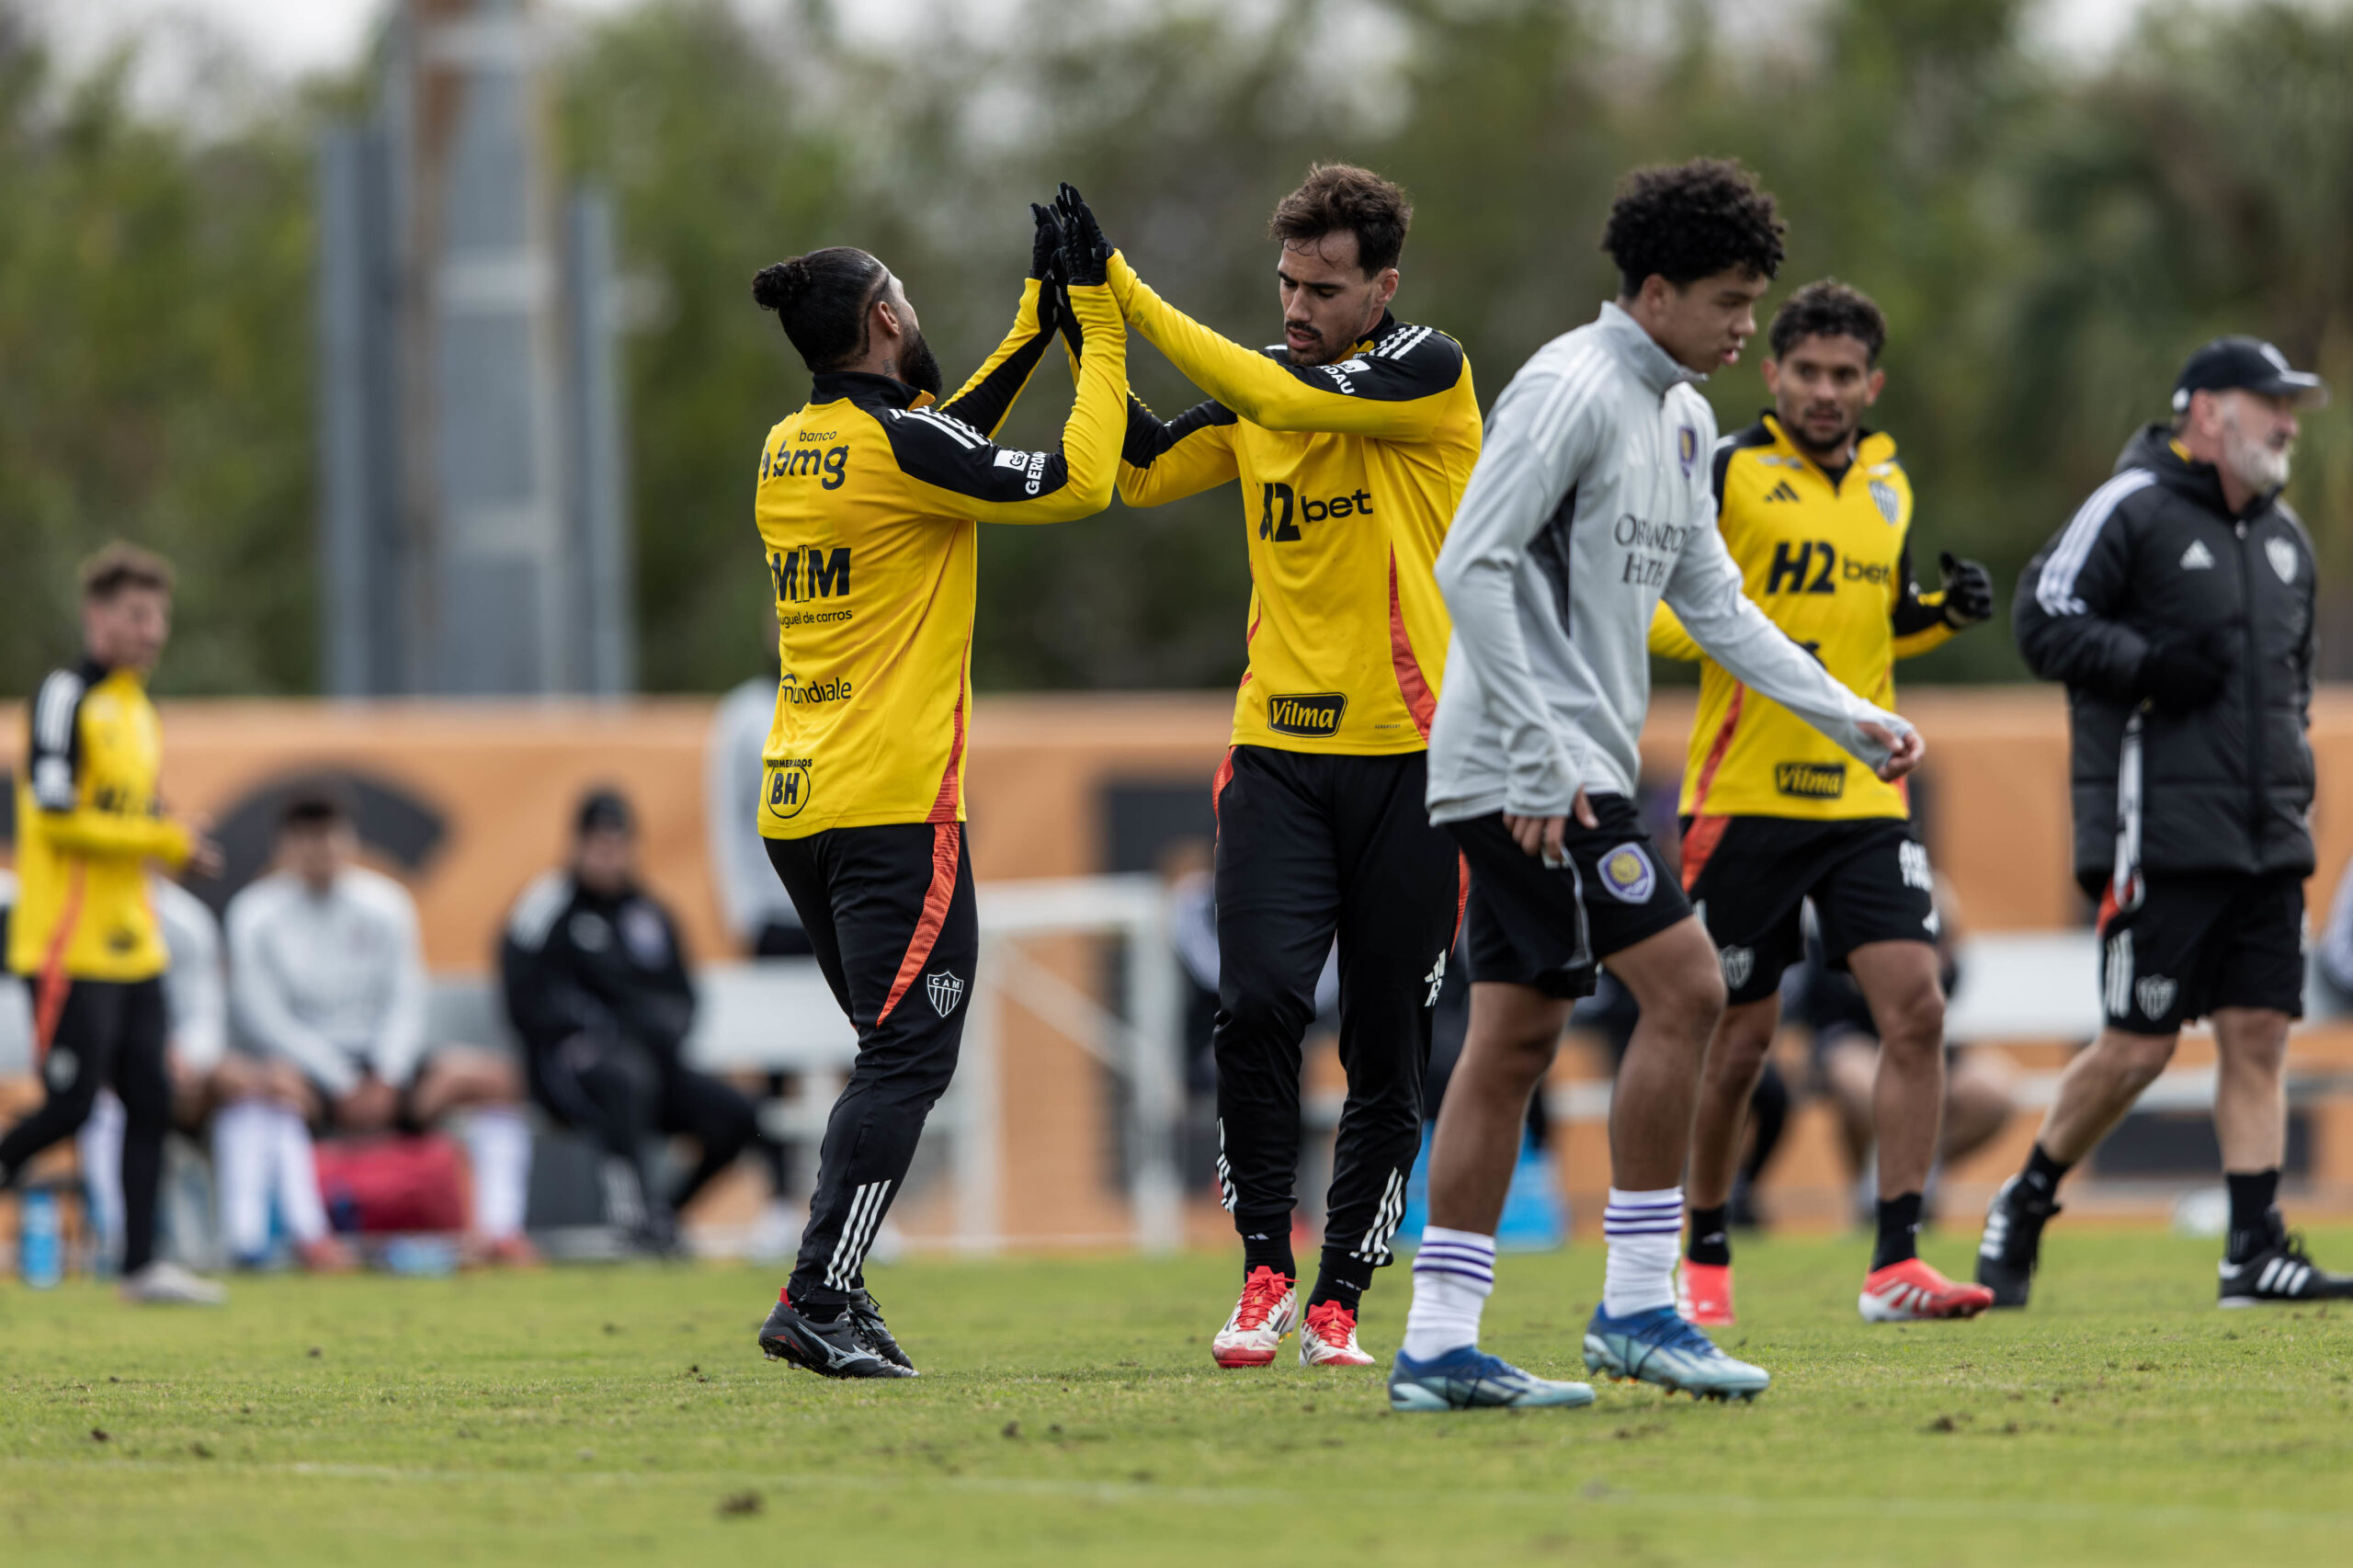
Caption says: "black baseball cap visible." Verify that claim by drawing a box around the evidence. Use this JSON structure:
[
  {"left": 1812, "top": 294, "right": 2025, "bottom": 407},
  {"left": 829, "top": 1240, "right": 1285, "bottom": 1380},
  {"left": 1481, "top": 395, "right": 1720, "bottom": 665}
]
[
  {"left": 575, "top": 787, "right": 635, "bottom": 838},
  {"left": 2172, "top": 335, "right": 2329, "bottom": 413}
]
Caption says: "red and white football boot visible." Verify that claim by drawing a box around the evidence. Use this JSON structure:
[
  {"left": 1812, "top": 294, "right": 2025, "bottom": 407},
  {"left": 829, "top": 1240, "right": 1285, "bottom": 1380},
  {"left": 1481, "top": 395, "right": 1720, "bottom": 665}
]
[
  {"left": 1299, "top": 1300, "right": 1376, "bottom": 1367},
  {"left": 1859, "top": 1256, "right": 1995, "bottom": 1322},
  {"left": 1211, "top": 1266, "right": 1297, "bottom": 1368},
  {"left": 1676, "top": 1260, "right": 1736, "bottom": 1327}
]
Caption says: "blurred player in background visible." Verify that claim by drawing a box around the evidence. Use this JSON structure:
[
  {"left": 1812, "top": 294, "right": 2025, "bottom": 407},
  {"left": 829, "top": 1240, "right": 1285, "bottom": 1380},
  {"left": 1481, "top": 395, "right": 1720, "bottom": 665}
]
[
  {"left": 0, "top": 543, "right": 226, "bottom": 1303},
  {"left": 232, "top": 788, "right": 536, "bottom": 1266},
  {"left": 504, "top": 790, "right": 755, "bottom": 1258},
  {"left": 744, "top": 199, "right": 1127, "bottom": 1378},
  {"left": 1650, "top": 279, "right": 1996, "bottom": 1325},
  {"left": 1397, "top": 160, "right": 1921, "bottom": 1411},
  {"left": 1087, "top": 165, "right": 1480, "bottom": 1369},
  {"left": 1987, "top": 336, "right": 2353, "bottom": 1307}
]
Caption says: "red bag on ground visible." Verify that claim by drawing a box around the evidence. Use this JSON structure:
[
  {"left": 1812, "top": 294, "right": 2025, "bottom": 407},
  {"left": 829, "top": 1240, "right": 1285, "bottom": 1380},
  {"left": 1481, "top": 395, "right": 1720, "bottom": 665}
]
[{"left": 313, "top": 1135, "right": 468, "bottom": 1233}]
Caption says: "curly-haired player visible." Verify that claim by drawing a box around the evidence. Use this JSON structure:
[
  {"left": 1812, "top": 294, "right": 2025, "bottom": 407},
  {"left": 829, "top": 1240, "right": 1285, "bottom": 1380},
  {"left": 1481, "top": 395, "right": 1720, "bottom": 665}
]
[{"left": 1392, "top": 160, "right": 1923, "bottom": 1410}]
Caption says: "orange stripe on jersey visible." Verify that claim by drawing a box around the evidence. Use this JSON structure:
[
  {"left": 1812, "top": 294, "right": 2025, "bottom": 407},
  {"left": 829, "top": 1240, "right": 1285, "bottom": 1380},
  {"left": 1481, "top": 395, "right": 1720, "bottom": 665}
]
[
  {"left": 1210, "top": 747, "right": 1236, "bottom": 824},
  {"left": 1387, "top": 550, "right": 1436, "bottom": 740},
  {"left": 877, "top": 822, "right": 962, "bottom": 1027},
  {"left": 926, "top": 650, "right": 969, "bottom": 825},
  {"left": 1680, "top": 687, "right": 1746, "bottom": 892},
  {"left": 1453, "top": 851, "right": 1470, "bottom": 939}
]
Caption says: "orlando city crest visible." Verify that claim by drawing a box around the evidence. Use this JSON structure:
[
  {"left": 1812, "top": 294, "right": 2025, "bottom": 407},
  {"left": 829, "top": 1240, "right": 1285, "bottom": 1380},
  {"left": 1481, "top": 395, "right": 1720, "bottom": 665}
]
[
  {"left": 1600, "top": 843, "right": 1655, "bottom": 903},
  {"left": 1677, "top": 425, "right": 1698, "bottom": 477},
  {"left": 926, "top": 969, "right": 965, "bottom": 1017}
]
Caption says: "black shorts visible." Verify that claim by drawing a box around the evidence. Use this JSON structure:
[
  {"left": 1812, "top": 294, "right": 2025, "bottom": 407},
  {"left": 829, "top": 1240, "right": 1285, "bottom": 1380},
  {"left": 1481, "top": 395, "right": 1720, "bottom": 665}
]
[
  {"left": 2095, "top": 870, "right": 2305, "bottom": 1035},
  {"left": 1680, "top": 815, "right": 1937, "bottom": 1006},
  {"left": 1449, "top": 795, "right": 1690, "bottom": 998}
]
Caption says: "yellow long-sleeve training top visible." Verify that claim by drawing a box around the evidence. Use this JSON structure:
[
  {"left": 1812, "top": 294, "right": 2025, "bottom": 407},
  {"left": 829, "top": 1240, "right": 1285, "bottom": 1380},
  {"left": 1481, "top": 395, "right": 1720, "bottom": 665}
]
[
  {"left": 1105, "top": 253, "right": 1481, "bottom": 754},
  {"left": 10, "top": 659, "right": 189, "bottom": 983},
  {"left": 1651, "top": 412, "right": 1955, "bottom": 823},
  {"left": 751, "top": 275, "right": 1126, "bottom": 838}
]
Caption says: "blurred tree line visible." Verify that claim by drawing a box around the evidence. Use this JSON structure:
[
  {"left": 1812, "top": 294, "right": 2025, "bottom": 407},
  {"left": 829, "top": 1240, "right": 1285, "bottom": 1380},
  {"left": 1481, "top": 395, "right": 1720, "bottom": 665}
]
[{"left": 3, "top": 0, "right": 2350, "bottom": 696}]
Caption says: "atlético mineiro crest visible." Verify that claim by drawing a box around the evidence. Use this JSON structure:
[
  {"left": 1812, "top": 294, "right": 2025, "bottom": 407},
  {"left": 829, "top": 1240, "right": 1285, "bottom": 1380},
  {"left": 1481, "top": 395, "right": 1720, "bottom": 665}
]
[
  {"left": 926, "top": 970, "right": 965, "bottom": 1017},
  {"left": 1677, "top": 425, "right": 1698, "bottom": 477},
  {"left": 2135, "top": 974, "right": 2177, "bottom": 1020}
]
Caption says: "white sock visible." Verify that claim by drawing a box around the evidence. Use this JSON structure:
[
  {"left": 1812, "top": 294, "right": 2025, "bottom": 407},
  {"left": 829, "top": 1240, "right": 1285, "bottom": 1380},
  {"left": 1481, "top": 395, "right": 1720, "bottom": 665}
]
[
  {"left": 463, "top": 1108, "right": 532, "bottom": 1240},
  {"left": 76, "top": 1090, "right": 127, "bottom": 1267},
  {"left": 269, "top": 1106, "right": 331, "bottom": 1244},
  {"left": 212, "top": 1099, "right": 277, "bottom": 1260},
  {"left": 1403, "top": 1225, "right": 1495, "bottom": 1359},
  {"left": 1603, "top": 1186, "right": 1683, "bottom": 1317}
]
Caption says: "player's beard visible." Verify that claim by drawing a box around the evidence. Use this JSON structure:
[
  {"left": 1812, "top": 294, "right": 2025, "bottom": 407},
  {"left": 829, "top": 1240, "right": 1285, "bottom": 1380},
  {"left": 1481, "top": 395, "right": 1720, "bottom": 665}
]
[
  {"left": 2221, "top": 404, "right": 2290, "bottom": 494},
  {"left": 897, "top": 327, "right": 945, "bottom": 399}
]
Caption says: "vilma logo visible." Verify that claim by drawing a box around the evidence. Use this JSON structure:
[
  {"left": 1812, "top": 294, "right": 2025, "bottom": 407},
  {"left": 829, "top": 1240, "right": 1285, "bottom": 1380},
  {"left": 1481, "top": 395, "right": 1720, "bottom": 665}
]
[
  {"left": 1266, "top": 691, "right": 1347, "bottom": 737},
  {"left": 926, "top": 970, "right": 965, "bottom": 1017},
  {"left": 764, "top": 760, "right": 813, "bottom": 821},
  {"left": 1599, "top": 843, "right": 1654, "bottom": 903}
]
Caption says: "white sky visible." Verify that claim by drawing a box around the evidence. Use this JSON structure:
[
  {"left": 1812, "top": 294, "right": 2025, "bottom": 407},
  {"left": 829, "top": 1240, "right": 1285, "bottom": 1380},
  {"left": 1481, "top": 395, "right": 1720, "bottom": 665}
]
[{"left": 28, "top": 0, "right": 2240, "bottom": 85}]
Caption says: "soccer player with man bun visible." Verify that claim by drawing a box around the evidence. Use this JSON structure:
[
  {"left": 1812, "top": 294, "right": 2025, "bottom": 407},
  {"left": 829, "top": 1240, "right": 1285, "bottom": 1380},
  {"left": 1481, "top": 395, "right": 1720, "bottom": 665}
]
[
  {"left": 745, "top": 198, "right": 1129, "bottom": 1378},
  {"left": 1063, "top": 166, "right": 1480, "bottom": 1369},
  {"left": 1653, "top": 278, "right": 1997, "bottom": 1327},
  {"left": 1396, "top": 160, "right": 1923, "bottom": 1410}
]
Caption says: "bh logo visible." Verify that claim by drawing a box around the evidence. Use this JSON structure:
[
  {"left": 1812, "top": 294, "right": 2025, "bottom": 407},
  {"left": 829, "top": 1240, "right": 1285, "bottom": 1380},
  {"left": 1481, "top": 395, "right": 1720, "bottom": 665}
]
[{"left": 764, "top": 761, "right": 812, "bottom": 821}]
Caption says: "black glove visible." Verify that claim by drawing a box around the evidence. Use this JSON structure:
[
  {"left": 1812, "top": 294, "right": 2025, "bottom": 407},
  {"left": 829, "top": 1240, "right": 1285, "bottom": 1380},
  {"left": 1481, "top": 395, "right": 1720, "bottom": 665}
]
[
  {"left": 1938, "top": 551, "right": 1994, "bottom": 628},
  {"left": 2136, "top": 624, "right": 2234, "bottom": 714},
  {"left": 1052, "top": 181, "right": 1113, "bottom": 287},
  {"left": 1027, "top": 201, "right": 1065, "bottom": 339}
]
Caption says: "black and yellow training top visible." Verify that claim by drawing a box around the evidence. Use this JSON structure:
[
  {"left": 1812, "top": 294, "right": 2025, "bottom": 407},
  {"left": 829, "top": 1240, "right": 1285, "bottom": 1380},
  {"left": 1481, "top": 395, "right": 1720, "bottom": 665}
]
[
  {"left": 1105, "top": 254, "right": 1480, "bottom": 754},
  {"left": 1652, "top": 413, "right": 1954, "bottom": 823},
  {"left": 751, "top": 275, "right": 1126, "bottom": 838},
  {"left": 10, "top": 659, "right": 189, "bottom": 983}
]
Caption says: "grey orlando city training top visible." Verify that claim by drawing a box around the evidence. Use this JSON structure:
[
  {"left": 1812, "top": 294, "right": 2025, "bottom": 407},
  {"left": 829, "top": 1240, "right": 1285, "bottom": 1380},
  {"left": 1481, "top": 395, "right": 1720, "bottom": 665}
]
[{"left": 1425, "top": 301, "right": 1908, "bottom": 824}]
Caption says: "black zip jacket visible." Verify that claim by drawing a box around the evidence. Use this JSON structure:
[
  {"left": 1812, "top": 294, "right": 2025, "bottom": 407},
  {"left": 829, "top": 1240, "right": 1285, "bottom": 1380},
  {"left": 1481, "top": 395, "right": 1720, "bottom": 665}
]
[
  {"left": 498, "top": 869, "right": 697, "bottom": 1056},
  {"left": 2014, "top": 424, "right": 2315, "bottom": 890}
]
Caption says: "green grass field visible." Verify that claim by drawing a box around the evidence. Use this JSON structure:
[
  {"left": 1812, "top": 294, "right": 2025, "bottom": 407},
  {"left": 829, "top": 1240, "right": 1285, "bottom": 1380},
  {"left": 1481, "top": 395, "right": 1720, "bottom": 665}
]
[{"left": 5, "top": 1228, "right": 2351, "bottom": 1566}]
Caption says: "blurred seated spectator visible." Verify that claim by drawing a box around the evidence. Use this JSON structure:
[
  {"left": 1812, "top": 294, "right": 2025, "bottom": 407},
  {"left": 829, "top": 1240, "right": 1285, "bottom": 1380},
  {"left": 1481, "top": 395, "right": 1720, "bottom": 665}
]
[
  {"left": 229, "top": 788, "right": 535, "bottom": 1265},
  {"left": 79, "top": 873, "right": 360, "bottom": 1273},
  {"left": 2316, "top": 858, "right": 2353, "bottom": 1011},
  {"left": 501, "top": 788, "right": 757, "bottom": 1255},
  {"left": 1792, "top": 876, "right": 2016, "bottom": 1221}
]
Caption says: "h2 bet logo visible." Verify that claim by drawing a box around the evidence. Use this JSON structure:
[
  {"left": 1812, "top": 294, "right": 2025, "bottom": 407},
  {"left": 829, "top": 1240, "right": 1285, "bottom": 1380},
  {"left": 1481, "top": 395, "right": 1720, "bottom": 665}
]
[
  {"left": 771, "top": 547, "right": 851, "bottom": 603},
  {"left": 1763, "top": 540, "right": 1890, "bottom": 596},
  {"left": 764, "top": 435, "right": 849, "bottom": 489},
  {"left": 1259, "top": 483, "right": 1373, "bottom": 542}
]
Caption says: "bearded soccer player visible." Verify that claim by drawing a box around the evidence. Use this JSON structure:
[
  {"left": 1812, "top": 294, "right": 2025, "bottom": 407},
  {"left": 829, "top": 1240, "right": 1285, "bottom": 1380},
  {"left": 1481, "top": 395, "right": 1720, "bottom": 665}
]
[
  {"left": 1071, "top": 166, "right": 1479, "bottom": 1369},
  {"left": 1649, "top": 280, "right": 1996, "bottom": 1326},
  {"left": 1395, "top": 161, "right": 1923, "bottom": 1411},
  {"left": 1, "top": 544, "right": 227, "bottom": 1304},
  {"left": 748, "top": 200, "right": 1128, "bottom": 1378}
]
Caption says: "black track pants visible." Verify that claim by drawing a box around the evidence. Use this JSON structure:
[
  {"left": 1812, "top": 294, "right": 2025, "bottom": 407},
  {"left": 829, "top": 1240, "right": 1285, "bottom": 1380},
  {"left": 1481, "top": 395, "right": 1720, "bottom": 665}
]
[
  {"left": 0, "top": 978, "right": 169, "bottom": 1273},
  {"left": 766, "top": 820, "right": 976, "bottom": 1305},
  {"left": 1210, "top": 746, "right": 1460, "bottom": 1278},
  {"left": 527, "top": 1030, "right": 759, "bottom": 1215}
]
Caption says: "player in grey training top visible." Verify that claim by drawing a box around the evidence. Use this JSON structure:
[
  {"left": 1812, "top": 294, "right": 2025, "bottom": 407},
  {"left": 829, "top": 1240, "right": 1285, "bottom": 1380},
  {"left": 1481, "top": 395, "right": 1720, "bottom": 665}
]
[{"left": 1392, "top": 160, "right": 1922, "bottom": 1414}]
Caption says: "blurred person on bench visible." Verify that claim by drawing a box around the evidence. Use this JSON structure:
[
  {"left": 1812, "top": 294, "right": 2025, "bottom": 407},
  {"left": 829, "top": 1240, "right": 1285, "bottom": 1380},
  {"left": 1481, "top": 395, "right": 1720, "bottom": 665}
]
[
  {"left": 0, "top": 543, "right": 226, "bottom": 1304},
  {"left": 501, "top": 788, "right": 757, "bottom": 1256},
  {"left": 228, "top": 787, "right": 536, "bottom": 1266},
  {"left": 70, "top": 872, "right": 359, "bottom": 1275}
]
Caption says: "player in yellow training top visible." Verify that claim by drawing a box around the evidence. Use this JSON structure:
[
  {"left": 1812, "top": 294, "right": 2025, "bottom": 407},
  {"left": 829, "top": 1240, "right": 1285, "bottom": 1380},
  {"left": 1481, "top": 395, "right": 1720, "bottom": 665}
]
[
  {"left": 1063, "top": 167, "right": 1481, "bottom": 1369},
  {"left": 1, "top": 544, "right": 227, "bottom": 1304},
  {"left": 1647, "top": 280, "right": 1995, "bottom": 1325},
  {"left": 748, "top": 197, "right": 1128, "bottom": 1380}
]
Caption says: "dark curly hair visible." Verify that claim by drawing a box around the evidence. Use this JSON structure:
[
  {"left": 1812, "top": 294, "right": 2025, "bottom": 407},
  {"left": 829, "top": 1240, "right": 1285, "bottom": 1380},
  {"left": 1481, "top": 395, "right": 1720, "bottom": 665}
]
[
  {"left": 751, "top": 247, "right": 888, "bottom": 371},
  {"left": 1601, "top": 158, "right": 1785, "bottom": 296},
  {"left": 1268, "top": 163, "right": 1413, "bottom": 275},
  {"left": 1768, "top": 278, "right": 1886, "bottom": 364}
]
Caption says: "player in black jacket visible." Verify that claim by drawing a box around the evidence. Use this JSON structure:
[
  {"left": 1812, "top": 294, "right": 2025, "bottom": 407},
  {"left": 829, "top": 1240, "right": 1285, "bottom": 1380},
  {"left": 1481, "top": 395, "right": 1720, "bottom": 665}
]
[
  {"left": 500, "top": 790, "right": 757, "bottom": 1254},
  {"left": 1987, "top": 337, "right": 2353, "bottom": 1307}
]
